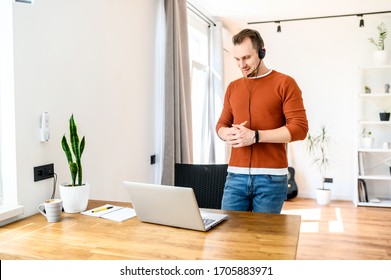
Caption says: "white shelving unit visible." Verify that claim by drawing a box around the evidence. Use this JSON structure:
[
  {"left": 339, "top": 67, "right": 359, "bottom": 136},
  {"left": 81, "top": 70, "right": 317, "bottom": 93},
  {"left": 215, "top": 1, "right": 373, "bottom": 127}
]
[{"left": 355, "top": 65, "right": 391, "bottom": 208}]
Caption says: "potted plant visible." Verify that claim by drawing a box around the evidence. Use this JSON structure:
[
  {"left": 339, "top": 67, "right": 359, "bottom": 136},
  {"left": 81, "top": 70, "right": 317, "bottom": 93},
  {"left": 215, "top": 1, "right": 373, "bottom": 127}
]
[
  {"left": 379, "top": 110, "right": 390, "bottom": 121},
  {"left": 59, "top": 114, "right": 90, "bottom": 213},
  {"left": 369, "top": 22, "right": 388, "bottom": 65},
  {"left": 306, "top": 125, "right": 333, "bottom": 205},
  {"left": 361, "top": 128, "right": 374, "bottom": 149}
]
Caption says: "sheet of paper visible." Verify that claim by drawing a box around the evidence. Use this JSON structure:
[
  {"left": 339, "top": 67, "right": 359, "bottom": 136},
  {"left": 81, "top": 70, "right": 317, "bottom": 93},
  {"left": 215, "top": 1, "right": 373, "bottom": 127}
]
[
  {"left": 81, "top": 204, "right": 121, "bottom": 217},
  {"left": 100, "top": 207, "right": 136, "bottom": 222},
  {"left": 81, "top": 204, "right": 136, "bottom": 222}
]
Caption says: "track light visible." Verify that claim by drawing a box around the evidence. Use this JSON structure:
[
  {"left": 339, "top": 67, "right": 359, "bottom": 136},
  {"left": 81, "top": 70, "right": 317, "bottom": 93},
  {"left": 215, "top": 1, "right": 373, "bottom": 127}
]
[
  {"left": 358, "top": 14, "right": 364, "bottom": 27},
  {"left": 249, "top": 10, "right": 391, "bottom": 30},
  {"left": 276, "top": 21, "right": 281, "bottom": 32}
]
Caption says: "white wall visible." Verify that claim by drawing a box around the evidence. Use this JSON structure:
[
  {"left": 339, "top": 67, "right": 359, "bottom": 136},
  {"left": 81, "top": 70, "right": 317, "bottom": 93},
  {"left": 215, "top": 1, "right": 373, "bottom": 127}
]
[
  {"left": 223, "top": 14, "right": 391, "bottom": 200},
  {"left": 11, "top": 0, "right": 161, "bottom": 220}
]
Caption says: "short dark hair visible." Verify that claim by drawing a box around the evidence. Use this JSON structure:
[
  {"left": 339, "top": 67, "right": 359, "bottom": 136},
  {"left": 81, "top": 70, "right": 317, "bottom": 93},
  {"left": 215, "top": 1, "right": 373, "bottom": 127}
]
[{"left": 232, "top": 29, "right": 264, "bottom": 52}]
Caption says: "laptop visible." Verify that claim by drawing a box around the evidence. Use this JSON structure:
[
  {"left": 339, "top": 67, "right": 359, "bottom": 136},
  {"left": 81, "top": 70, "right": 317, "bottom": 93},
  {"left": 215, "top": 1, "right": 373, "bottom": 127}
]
[{"left": 123, "top": 181, "right": 227, "bottom": 231}]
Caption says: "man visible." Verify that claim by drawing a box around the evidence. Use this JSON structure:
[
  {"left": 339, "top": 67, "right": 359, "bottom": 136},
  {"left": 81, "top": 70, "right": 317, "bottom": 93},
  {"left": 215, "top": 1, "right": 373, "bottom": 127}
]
[{"left": 216, "top": 29, "right": 308, "bottom": 213}]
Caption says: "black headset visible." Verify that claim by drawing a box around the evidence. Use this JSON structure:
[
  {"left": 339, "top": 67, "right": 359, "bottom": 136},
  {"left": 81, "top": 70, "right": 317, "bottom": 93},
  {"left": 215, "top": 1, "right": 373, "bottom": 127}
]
[{"left": 254, "top": 30, "right": 265, "bottom": 60}]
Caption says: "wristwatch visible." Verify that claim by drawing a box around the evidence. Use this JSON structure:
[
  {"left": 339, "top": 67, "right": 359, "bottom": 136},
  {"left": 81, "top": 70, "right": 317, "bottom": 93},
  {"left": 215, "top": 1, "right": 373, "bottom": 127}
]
[{"left": 254, "top": 130, "right": 259, "bottom": 143}]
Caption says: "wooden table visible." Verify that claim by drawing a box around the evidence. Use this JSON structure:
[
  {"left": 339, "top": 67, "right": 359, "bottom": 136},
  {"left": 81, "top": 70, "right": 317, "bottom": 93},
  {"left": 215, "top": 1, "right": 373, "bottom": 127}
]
[{"left": 0, "top": 200, "right": 301, "bottom": 260}]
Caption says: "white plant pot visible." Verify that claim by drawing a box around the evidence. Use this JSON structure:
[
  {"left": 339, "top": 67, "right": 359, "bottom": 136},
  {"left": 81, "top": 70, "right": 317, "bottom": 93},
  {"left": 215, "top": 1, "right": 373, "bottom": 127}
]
[
  {"left": 316, "top": 188, "right": 331, "bottom": 205},
  {"left": 362, "top": 137, "right": 374, "bottom": 149},
  {"left": 373, "top": 50, "right": 389, "bottom": 66},
  {"left": 59, "top": 182, "right": 90, "bottom": 213}
]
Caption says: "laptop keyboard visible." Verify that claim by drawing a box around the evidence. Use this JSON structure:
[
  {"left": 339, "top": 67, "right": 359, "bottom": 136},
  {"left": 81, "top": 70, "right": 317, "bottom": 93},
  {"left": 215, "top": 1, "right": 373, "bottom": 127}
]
[{"left": 203, "top": 218, "right": 215, "bottom": 227}]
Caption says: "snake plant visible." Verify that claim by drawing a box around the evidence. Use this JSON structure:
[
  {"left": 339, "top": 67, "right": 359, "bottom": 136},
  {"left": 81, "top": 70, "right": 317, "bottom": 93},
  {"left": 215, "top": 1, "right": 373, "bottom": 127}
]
[{"left": 61, "top": 114, "right": 85, "bottom": 186}]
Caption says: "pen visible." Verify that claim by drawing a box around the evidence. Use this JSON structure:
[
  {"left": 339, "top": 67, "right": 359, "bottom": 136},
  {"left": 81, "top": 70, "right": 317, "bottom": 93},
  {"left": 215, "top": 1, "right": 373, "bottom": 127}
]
[{"left": 92, "top": 206, "right": 113, "bottom": 213}]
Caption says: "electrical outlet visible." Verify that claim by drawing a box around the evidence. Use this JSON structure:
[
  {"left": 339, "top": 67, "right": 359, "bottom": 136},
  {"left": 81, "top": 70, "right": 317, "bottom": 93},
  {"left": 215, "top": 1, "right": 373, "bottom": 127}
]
[
  {"left": 324, "top": 177, "right": 333, "bottom": 183},
  {"left": 34, "top": 163, "right": 54, "bottom": 182},
  {"left": 150, "top": 154, "right": 156, "bottom": 165}
]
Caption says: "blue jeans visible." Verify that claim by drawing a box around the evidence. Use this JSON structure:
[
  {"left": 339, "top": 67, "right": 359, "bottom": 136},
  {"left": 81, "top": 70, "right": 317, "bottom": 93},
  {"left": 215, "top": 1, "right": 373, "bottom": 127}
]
[{"left": 221, "top": 173, "right": 288, "bottom": 213}]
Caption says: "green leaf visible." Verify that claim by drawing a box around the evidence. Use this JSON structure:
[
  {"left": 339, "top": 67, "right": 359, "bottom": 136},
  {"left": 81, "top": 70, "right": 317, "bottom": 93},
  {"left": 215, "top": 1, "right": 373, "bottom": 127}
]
[
  {"left": 69, "top": 162, "right": 78, "bottom": 186},
  {"left": 61, "top": 135, "right": 73, "bottom": 163},
  {"left": 80, "top": 136, "right": 85, "bottom": 157},
  {"left": 69, "top": 114, "right": 80, "bottom": 159}
]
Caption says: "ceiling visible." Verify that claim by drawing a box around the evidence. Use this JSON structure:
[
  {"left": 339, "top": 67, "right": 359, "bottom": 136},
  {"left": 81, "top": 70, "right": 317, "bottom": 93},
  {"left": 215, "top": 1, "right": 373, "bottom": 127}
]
[{"left": 189, "top": 0, "right": 391, "bottom": 32}]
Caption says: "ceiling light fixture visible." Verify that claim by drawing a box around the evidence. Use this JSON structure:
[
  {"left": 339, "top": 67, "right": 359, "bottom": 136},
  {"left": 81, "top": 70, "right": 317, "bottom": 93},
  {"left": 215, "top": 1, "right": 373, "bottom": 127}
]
[
  {"left": 358, "top": 14, "right": 364, "bottom": 27},
  {"left": 276, "top": 21, "right": 281, "bottom": 32}
]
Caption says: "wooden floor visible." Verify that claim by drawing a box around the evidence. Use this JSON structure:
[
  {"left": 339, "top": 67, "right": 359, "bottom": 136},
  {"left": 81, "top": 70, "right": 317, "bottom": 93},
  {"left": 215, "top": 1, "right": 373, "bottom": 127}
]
[{"left": 281, "top": 198, "right": 391, "bottom": 260}]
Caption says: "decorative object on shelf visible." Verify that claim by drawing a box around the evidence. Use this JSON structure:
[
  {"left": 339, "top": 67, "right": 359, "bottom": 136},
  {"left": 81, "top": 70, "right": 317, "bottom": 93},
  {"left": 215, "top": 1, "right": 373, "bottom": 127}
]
[
  {"left": 369, "top": 22, "right": 389, "bottom": 65},
  {"left": 382, "top": 142, "right": 390, "bottom": 150},
  {"left": 369, "top": 22, "right": 387, "bottom": 50},
  {"left": 361, "top": 128, "right": 374, "bottom": 149},
  {"left": 379, "top": 111, "right": 390, "bottom": 121},
  {"left": 385, "top": 83, "right": 390, "bottom": 93},
  {"left": 306, "top": 125, "right": 333, "bottom": 205},
  {"left": 59, "top": 114, "right": 90, "bottom": 213},
  {"left": 364, "top": 86, "right": 371, "bottom": 93},
  {"left": 357, "top": 179, "right": 368, "bottom": 202},
  {"left": 384, "top": 157, "right": 391, "bottom": 175}
]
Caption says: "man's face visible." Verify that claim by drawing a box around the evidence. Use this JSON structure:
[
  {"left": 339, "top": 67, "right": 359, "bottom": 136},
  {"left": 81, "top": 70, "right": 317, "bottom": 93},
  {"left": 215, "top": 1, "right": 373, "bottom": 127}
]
[{"left": 233, "top": 37, "right": 260, "bottom": 77}]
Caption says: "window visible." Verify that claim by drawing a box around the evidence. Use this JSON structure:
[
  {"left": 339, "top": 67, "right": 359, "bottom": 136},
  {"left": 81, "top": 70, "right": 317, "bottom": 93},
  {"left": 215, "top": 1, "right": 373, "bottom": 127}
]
[
  {"left": 188, "top": 18, "right": 210, "bottom": 163},
  {"left": 187, "top": 9, "right": 226, "bottom": 164}
]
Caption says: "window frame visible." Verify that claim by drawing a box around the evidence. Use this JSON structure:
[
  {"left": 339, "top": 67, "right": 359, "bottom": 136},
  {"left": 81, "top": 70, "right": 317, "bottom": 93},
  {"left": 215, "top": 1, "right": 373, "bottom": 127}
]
[{"left": 0, "top": 0, "right": 24, "bottom": 224}]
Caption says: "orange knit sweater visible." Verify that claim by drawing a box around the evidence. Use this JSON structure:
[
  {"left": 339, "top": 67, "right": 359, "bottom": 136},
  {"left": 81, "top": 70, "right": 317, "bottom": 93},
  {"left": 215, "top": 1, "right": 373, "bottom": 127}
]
[{"left": 216, "top": 70, "right": 308, "bottom": 170}]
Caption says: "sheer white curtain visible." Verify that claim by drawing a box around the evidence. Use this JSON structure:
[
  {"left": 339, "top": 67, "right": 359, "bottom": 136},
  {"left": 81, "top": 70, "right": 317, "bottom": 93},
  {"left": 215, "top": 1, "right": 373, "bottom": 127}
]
[{"left": 188, "top": 15, "right": 226, "bottom": 164}]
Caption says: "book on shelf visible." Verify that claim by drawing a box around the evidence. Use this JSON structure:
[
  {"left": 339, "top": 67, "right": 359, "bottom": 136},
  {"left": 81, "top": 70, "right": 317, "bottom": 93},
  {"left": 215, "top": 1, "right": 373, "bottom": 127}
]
[
  {"left": 358, "top": 152, "right": 365, "bottom": 176},
  {"left": 357, "top": 179, "right": 368, "bottom": 202}
]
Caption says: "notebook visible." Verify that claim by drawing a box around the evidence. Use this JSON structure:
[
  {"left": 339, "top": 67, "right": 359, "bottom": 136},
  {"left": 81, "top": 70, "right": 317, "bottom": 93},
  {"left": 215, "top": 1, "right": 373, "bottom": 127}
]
[
  {"left": 81, "top": 204, "right": 136, "bottom": 222},
  {"left": 123, "top": 181, "right": 227, "bottom": 231}
]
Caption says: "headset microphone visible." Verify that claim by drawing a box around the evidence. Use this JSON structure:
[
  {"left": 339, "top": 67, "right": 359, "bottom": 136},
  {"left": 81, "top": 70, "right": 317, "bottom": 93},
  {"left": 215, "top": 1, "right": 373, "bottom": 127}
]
[
  {"left": 254, "top": 30, "right": 265, "bottom": 60},
  {"left": 258, "top": 47, "right": 265, "bottom": 60},
  {"left": 246, "top": 59, "right": 261, "bottom": 78}
]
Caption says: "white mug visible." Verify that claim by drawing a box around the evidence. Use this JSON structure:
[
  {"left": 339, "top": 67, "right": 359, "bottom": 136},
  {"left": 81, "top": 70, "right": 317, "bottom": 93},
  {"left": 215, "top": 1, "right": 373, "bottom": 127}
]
[
  {"left": 382, "top": 142, "right": 391, "bottom": 149},
  {"left": 38, "top": 199, "right": 63, "bottom": 222}
]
